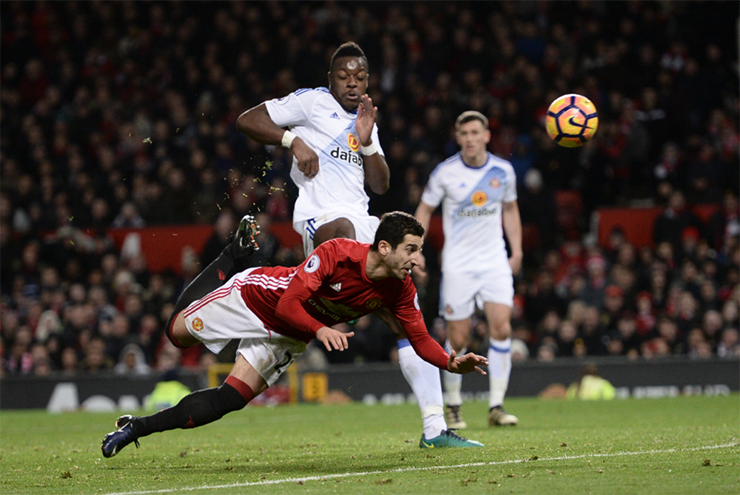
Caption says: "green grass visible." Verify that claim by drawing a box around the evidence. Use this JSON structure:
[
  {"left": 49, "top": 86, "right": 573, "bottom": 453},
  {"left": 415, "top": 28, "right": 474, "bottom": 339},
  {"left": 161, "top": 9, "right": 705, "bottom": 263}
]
[{"left": 1, "top": 395, "right": 738, "bottom": 494}]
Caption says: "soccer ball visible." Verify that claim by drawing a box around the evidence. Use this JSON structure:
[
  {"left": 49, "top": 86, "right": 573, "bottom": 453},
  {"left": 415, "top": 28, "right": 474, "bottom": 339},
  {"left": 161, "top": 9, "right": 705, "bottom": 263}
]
[{"left": 545, "top": 94, "right": 599, "bottom": 147}]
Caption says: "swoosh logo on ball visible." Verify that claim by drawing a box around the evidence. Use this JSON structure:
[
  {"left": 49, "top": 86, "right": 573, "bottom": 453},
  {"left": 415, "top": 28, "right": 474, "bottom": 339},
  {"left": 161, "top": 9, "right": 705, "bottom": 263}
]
[{"left": 568, "top": 116, "right": 593, "bottom": 130}]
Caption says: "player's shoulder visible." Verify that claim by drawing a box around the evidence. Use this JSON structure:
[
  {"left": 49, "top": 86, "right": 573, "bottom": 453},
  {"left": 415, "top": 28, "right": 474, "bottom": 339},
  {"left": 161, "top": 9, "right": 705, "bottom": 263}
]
[
  {"left": 316, "top": 238, "right": 368, "bottom": 261},
  {"left": 293, "top": 86, "right": 331, "bottom": 98},
  {"left": 429, "top": 153, "right": 463, "bottom": 179},
  {"left": 487, "top": 152, "right": 515, "bottom": 172}
]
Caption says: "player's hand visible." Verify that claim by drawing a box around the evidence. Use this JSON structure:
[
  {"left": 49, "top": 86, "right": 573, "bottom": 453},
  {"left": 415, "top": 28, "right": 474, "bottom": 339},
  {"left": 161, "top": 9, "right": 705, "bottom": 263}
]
[
  {"left": 508, "top": 251, "right": 523, "bottom": 276},
  {"left": 447, "top": 349, "right": 488, "bottom": 375},
  {"left": 292, "top": 138, "right": 319, "bottom": 178},
  {"left": 316, "top": 326, "right": 355, "bottom": 351},
  {"left": 355, "top": 94, "right": 377, "bottom": 146}
]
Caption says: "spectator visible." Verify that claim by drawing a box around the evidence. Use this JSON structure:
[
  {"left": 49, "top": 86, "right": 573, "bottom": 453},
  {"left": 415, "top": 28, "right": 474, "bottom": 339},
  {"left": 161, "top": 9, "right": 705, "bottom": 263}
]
[{"left": 114, "top": 343, "right": 152, "bottom": 376}]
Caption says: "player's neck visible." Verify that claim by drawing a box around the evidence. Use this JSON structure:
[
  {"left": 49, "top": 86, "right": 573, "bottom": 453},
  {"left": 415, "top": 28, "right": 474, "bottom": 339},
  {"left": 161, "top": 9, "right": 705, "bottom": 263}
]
[
  {"left": 461, "top": 151, "right": 488, "bottom": 168},
  {"left": 365, "top": 250, "right": 390, "bottom": 281}
]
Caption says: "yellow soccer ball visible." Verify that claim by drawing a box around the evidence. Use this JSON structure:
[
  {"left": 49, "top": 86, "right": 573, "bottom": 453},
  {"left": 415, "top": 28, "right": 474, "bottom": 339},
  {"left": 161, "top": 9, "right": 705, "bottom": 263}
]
[{"left": 545, "top": 94, "right": 599, "bottom": 147}]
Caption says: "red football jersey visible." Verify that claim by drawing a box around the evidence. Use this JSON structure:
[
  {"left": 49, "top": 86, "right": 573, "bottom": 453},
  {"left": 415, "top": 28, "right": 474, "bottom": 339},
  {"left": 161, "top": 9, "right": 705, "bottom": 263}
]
[{"left": 240, "top": 238, "right": 449, "bottom": 369}]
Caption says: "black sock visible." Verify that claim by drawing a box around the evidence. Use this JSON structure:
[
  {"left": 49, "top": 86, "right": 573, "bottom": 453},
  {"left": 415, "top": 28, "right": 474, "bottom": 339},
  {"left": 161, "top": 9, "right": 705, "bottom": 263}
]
[{"left": 131, "top": 382, "right": 249, "bottom": 438}]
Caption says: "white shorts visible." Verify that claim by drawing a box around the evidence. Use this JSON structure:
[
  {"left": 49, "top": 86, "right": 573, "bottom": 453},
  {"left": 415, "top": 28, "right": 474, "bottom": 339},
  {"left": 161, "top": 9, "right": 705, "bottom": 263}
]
[
  {"left": 295, "top": 212, "right": 380, "bottom": 257},
  {"left": 182, "top": 268, "right": 306, "bottom": 386},
  {"left": 440, "top": 265, "right": 514, "bottom": 321}
]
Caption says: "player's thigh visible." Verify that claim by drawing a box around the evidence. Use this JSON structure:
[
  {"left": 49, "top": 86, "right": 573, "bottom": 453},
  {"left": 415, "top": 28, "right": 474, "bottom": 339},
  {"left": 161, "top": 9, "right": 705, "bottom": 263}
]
[
  {"left": 297, "top": 214, "right": 379, "bottom": 256},
  {"left": 440, "top": 272, "right": 480, "bottom": 321},
  {"left": 477, "top": 264, "right": 514, "bottom": 338},
  {"left": 314, "top": 218, "right": 355, "bottom": 247},
  {"left": 179, "top": 268, "right": 270, "bottom": 355},
  {"left": 235, "top": 337, "right": 306, "bottom": 389}
]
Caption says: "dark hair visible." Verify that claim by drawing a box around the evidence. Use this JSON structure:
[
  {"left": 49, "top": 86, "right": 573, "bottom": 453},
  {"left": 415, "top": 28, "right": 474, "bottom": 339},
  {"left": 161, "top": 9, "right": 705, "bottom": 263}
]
[
  {"left": 372, "top": 211, "right": 425, "bottom": 251},
  {"left": 455, "top": 110, "right": 489, "bottom": 130},
  {"left": 330, "top": 41, "right": 369, "bottom": 72}
]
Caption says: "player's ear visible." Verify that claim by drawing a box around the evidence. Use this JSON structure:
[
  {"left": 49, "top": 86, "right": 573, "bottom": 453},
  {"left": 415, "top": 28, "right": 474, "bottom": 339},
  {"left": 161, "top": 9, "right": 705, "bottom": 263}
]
[{"left": 377, "top": 240, "right": 391, "bottom": 256}]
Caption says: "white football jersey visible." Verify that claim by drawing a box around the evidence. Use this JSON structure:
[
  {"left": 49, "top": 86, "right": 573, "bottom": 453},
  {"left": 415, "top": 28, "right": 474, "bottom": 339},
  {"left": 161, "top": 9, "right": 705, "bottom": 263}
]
[
  {"left": 265, "top": 87, "right": 384, "bottom": 223},
  {"left": 421, "top": 152, "right": 517, "bottom": 273}
]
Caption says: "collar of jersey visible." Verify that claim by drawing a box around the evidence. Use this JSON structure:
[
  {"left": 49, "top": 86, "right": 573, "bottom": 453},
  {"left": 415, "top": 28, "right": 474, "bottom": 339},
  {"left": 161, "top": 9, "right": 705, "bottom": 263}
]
[{"left": 459, "top": 151, "right": 491, "bottom": 170}]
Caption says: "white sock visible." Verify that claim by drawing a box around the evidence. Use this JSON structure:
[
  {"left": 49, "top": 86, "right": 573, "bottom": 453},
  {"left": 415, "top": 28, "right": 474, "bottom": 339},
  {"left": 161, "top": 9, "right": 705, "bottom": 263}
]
[
  {"left": 398, "top": 339, "right": 446, "bottom": 439},
  {"left": 488, "top": 337, "right": 512, "bottom": 409},
  {"left": 442, "top": 339, "right": 465, "bottom": 406}
]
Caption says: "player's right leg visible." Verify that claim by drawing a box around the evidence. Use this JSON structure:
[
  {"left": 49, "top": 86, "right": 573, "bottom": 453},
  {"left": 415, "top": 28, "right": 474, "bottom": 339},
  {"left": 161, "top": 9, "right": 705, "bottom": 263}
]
[
  {"left": 101, "top": 354, "right": 265, "bottom": 458},
  {"left": 443, "top": 318, "right": 472, "bottom": 429}
]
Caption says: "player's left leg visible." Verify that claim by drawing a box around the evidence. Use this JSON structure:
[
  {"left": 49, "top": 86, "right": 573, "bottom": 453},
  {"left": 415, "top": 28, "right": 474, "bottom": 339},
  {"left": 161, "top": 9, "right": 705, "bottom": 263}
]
[
  {"left": 442, "top": 317, "right": 471, "bottom": 429},
  {"left": 101, "top": 354, "right": 265, "bottom": 458},
  {"left": 483, "top": 302, "right": 518, "bottom": 426},
  {"left": 376, "top": 309, "right": 483, "bottom": 447}
]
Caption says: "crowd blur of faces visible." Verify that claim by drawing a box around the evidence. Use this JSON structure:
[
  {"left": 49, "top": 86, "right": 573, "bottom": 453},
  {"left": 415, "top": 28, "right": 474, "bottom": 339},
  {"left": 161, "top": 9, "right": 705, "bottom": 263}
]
[{"left": 1, "top": 2, "right": 738, "bottom": 376}]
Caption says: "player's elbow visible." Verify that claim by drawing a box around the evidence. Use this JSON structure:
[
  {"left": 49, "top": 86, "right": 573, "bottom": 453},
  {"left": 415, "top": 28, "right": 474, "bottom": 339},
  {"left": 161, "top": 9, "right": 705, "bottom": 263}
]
[
  {"left": 235, "top": 104, "right": 264, "bottom": 135},
  {"left": 370, "top": 179, "right": 390, "bottom": 195},
  {"left": 235, "top": 111, "right": 252, "bottom": 134}
]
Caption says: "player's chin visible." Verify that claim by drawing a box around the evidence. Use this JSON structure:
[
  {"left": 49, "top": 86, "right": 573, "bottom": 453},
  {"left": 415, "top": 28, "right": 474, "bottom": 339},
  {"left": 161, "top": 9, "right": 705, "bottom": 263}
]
[{"left": 342, "top": 97, "right": 359, "bottom": 111}]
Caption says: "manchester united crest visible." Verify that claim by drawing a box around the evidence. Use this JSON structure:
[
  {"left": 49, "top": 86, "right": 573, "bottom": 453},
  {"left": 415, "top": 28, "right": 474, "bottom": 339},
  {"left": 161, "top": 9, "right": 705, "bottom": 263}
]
[{"left": 192, "top": 317, "right": 204, "bottom": 332}]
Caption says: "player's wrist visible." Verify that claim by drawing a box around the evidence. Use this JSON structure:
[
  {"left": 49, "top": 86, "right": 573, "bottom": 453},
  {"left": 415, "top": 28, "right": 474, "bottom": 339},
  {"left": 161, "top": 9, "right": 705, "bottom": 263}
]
[
  {"left": 281, "top": 130, "right": 297, "bottom": 149},
  {"left": 360, "top": 140, "right": 378, "bottom": 156}
]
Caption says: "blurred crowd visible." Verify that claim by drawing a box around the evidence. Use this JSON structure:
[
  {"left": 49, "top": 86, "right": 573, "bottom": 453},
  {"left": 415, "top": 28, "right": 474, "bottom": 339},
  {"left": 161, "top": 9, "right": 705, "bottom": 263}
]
[{"left": 1, "top": 1, "right": 738, "bottom": 377}]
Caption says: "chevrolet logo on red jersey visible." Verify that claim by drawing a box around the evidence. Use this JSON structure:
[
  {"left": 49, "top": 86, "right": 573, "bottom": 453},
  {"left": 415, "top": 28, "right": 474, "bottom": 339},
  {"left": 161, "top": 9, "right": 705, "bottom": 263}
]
[{"left": 365, "top": 298, "right": 382, "bottom": 310}]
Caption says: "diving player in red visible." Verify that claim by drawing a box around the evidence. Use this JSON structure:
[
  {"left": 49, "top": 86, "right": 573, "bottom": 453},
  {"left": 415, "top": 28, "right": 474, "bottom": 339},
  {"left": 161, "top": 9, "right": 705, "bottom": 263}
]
[{"left": 101, "top": 212, "right": 487, "bottom": 458}]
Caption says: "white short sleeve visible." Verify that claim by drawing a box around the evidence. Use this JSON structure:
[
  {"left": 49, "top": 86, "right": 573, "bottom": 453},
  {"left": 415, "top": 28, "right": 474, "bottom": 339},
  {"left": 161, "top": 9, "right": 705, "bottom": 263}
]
[
  {"left": 503, "top": 166, "right": 518, "bottom": 203},
  {"left": 265, "top": 90, "right": 320, "bottom": 128},
  {"left": 420, "top": 166, "right": 445, "bottom": 208}
]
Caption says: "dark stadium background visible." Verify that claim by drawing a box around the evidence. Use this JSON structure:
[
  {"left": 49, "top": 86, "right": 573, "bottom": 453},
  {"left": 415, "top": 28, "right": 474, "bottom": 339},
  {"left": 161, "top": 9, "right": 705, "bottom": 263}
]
[{"left": 1, "top": 2, "right": 738, "bottom": 392}]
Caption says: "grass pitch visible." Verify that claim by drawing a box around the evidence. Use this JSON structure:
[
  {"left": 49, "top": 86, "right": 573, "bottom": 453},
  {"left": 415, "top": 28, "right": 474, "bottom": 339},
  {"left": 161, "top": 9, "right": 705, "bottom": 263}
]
[{"left": 1, "top": 395, "right": 738, "bottom": 494}]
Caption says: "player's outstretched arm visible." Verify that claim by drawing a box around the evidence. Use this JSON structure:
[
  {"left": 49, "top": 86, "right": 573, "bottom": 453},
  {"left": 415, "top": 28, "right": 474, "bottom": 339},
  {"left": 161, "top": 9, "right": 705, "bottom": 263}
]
[
  {"left": 447, "top": 349, "right": 488, "bottom": 375},
  {"left": 316, "top": 326, "right": 355, "bottom": 351},
  {"left": 236, "top": 103, "right": 319, "bottom": 178}
]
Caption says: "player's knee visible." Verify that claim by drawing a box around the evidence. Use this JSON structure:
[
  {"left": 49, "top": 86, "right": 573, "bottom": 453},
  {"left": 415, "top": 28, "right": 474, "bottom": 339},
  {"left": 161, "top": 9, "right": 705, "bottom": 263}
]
[
  {"left": 490, "top": 321, "right": 512, "bottom": 341},
  {"left": 215, "top": 380, "right": 251, "bottom": 415},
  {"left": 448, "top": 332, "right": 469, "bottom": 352},
  {"left": 168, "top": 312, "right": 197, "bottom": 348}
]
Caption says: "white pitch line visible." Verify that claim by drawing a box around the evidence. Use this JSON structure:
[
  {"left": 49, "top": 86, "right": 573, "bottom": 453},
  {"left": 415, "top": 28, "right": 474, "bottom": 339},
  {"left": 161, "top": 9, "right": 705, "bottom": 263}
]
[{"left": 102, "top": 442, "right": 738, "bottom": 495}]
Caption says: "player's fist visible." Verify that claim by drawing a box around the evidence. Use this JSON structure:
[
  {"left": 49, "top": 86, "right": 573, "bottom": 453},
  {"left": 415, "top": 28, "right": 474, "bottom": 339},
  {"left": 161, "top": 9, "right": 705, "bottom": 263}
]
[{"left": 292, "top": 138, "right": 319, "bottom": 178}]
